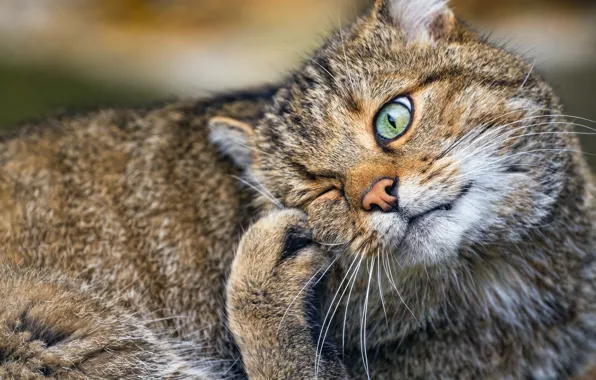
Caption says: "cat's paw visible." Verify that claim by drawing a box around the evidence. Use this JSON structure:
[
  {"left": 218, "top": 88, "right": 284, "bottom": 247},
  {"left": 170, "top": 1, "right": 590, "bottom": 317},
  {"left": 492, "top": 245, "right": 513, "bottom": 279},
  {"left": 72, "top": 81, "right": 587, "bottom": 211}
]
[
  {"left": 226, "top": 209, "right": 347, "bottom": 379},
  {"left": 0, "top": 266, "right": 199, "bottom": 379},
  {"left": 227, "top": 209, "right": 328, "bottom": 315}
]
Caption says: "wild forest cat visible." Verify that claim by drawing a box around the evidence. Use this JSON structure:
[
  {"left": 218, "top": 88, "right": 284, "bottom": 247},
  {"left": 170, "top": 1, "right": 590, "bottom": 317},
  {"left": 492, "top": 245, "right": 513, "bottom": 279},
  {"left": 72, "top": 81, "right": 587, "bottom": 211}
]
[{"left": 1, "top": 0, "right": 595, "bottom": 379}]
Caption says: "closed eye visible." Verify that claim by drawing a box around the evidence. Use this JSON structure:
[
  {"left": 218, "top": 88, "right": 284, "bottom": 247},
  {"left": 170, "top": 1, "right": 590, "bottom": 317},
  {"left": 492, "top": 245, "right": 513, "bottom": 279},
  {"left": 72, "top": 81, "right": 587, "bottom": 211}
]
[
  {"left": 316, "top": 185, "right": 340, "bottom": 199},
  {"left": 297, "top": 181, "right": 344, "bottom": 208},
  {"left": 290, "top": 161, "right": 338, "bottom": 181},
  {"left": 289, "top": 162, "right": 344, "bottom": 205}
]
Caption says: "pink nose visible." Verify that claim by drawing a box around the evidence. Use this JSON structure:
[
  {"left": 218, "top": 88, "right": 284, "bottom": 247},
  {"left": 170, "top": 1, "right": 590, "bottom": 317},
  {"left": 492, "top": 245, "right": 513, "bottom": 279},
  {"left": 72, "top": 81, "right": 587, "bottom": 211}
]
[{"left": 361, "top": 178, "right": 398, "bottom": 212}]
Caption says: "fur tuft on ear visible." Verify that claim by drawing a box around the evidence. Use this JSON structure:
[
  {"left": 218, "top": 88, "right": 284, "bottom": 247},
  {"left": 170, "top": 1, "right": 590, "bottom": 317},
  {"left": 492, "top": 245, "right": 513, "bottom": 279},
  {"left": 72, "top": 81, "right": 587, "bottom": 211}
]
[
  {"left": 208, "top": 116, "right": 254, "bottom": 170},
  {"left": 375, "top": 0, "right": 455, "bottom": 42}
]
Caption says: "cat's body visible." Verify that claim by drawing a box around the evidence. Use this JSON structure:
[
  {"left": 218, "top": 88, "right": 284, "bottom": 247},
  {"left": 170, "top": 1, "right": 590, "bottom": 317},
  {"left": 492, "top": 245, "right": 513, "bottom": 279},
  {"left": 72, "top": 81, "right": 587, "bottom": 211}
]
[
  {"left": 0, "top": 92, "right": 273, "bottom": 378},
  {"left": 1, "top": 0, "right": 596, "bottom": 379}
]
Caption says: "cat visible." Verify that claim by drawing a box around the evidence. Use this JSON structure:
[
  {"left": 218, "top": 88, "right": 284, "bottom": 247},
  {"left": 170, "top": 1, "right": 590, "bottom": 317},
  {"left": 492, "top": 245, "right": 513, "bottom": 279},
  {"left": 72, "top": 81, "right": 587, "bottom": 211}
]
[
  {"left": 1, "top": 0, "right": 595, "bottom": 379},
  {"left": 224, "top": 0, "right": 596, "bottom": 377}
]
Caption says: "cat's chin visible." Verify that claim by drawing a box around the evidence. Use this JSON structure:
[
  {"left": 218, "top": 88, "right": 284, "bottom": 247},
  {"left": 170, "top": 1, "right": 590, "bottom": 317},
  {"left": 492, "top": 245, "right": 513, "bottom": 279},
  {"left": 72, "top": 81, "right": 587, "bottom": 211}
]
[{"left": 372, "top": 211, "right": 462, "bottom": 268}]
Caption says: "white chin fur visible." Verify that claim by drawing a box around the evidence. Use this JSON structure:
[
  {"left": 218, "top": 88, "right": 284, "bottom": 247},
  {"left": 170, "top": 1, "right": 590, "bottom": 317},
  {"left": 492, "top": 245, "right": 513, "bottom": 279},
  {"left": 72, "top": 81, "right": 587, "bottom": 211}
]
[
  {"left": 370, "top": 166, "right": 511, "bottom": 268},
  {"left": 371, "top": 210, "right": 461, "bottom": 267}
]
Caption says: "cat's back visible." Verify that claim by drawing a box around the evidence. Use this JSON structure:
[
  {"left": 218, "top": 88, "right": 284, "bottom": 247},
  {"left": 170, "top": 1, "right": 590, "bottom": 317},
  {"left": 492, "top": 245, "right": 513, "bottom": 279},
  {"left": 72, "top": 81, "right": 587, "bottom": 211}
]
[{"left": 0, "top": 88, "right": 270, "bottom": 336}]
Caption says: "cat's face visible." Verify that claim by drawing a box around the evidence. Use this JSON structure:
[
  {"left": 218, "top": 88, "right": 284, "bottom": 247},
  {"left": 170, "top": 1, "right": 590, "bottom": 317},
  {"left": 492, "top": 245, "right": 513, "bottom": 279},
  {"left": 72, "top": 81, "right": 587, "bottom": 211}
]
[{"left": 215, "top": 0, "right": 572, "bottom": 269}]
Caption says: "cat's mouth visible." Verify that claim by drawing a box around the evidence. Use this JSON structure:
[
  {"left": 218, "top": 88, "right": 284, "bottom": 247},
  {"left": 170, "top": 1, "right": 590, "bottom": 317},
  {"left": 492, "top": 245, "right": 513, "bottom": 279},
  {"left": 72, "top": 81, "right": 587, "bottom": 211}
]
[
  {"left": 370, "top": 182, "right": 475, "bottom": 256},
  {"left": 407, "top": 182, "right": 473, "bottom": 226}
]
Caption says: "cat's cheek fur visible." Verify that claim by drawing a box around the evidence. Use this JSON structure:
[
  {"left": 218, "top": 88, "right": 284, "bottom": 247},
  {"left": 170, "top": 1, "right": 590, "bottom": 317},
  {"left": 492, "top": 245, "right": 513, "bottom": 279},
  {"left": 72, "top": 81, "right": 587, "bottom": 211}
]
[
  {"left": 453, "top": 136, "right": 563, "bottom": 244},
  {"left": 306, "top": 196, "right": 354, "bottom": 247},
  {"left": 369, "top": 165, "right": 524, "bottom": 267}
]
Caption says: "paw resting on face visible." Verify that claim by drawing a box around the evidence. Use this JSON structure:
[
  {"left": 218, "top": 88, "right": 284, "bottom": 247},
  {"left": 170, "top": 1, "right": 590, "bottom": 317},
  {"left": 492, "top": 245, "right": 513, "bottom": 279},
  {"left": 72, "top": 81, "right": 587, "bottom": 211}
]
[
  {"left": 227, "top": 209, "right": 329, "bottom": 316},
  {"left": 227, "top": 210, "right": 348, "bottom": 380}
]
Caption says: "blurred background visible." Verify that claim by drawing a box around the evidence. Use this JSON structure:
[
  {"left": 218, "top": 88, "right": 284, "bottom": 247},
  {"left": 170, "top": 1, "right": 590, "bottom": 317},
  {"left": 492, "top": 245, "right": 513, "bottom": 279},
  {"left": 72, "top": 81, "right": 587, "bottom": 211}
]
[{"left": 0, "top": 0, "right": 594, "bottom": 167}]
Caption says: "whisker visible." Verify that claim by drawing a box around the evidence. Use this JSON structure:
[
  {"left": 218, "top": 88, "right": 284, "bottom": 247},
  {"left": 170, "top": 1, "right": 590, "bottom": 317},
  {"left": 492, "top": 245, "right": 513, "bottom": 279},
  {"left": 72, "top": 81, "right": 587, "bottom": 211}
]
[
  {"left": 456, "top": 145, "right": 595, "bottom": 183},
  {"left": 386, "top": 255, "right": 421, "bottom": 327},
  {"left": 361, "top": 257, "right": 375, "bottom": 380},
  {"left": 231, "top": 175, "right": 282, "bottom": 209},
  {"left": 279, "top": 44, "right": 340, "bottom": 83},
  {"left": 317, "top": 241, "right": 350, "bottom": 247},
  {"left": 315, "top": 253, "right": 360, "bottom": 379},
  {"left": 277, "top": 255, "right": 339, "bottom": 334},
  {"left": 438, "top": 112, "right": 596, "bottom": 162},
  {"left": 434, "top": 109, "right": 551, "bottom": 160},
  {"left": 453, "top": 120, "right": 596, "bottom": 167},
  {"left": 216, "top": 356, "right": 241, "bottom": 380},
  {"left": 377, "top": 250, "right": 389, "bottom": 329},
  {"left": 342, "top": 254, "right": 364, "bottom": 358},
  {"left": 251, "top": 175, "right": 285, "bottom": 207},
  {"left": 517, "top": 58, "right": 536, "bottom": 91},
  {"left": 507, "top": 147, "right": 596, "bottom": 158}
]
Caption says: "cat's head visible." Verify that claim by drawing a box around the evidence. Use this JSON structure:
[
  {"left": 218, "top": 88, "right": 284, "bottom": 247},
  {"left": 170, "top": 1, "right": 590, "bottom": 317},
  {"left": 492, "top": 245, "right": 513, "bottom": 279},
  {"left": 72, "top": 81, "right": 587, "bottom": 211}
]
[{"left": 211, "top": 0, "right": 574, "bottom": 269}]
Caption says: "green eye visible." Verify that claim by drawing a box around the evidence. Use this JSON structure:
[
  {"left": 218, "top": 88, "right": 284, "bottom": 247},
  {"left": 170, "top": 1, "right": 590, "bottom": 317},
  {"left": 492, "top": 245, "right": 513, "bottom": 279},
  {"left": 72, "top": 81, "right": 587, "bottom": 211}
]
[{"left": 374, "top": 97, "right": 413, "bottom": 143}]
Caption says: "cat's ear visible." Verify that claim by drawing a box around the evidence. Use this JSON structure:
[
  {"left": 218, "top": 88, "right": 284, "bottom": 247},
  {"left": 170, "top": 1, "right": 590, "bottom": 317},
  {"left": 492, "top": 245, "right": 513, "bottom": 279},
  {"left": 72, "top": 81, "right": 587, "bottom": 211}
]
[
  {"left": 208, "top": 116, "right": 254, "bottom": 170},
  {"left": 374, "top": 0, "right": 456, "bottom": 43}
]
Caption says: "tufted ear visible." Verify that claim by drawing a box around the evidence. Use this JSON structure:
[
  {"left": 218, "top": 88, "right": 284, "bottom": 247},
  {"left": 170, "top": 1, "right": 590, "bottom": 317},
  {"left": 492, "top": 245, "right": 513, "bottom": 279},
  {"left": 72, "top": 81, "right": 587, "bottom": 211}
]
[
  {"left": 208, "top": 116, "right": 255, "bottom": 170},
  {"left": 374, "top": 0, "right": 456, "bottom": 43}
]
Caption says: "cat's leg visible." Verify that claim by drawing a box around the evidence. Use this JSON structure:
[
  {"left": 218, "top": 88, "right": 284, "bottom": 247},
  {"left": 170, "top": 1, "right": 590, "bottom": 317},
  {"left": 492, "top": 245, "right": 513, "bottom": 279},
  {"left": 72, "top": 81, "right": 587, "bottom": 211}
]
[
  {"left": 226, "top": 209, "right": 349, "bottom": 380},
  {"left": 0, "top": 264, "right": 213, "bottom": 379}
]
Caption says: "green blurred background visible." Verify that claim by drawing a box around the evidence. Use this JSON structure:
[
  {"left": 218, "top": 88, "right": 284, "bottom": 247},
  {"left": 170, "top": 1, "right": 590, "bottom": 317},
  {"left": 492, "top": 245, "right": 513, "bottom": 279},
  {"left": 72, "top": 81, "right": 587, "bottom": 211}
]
[{"left": 0, "top": 0, "right": 594, "bottom": 166}]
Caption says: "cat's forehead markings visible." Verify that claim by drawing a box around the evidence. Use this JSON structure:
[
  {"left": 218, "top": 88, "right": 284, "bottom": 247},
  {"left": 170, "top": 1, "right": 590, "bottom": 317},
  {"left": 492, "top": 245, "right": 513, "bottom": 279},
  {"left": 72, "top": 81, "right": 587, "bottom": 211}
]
[
  {"left": 341, "top": 93, "right": 363, "bottom": 114},
  {"left": 336, "top": 104, "right": 379, "bottom": 152},
  {"left": 368, "top": 69, "right": 465, "bottom": 105}
]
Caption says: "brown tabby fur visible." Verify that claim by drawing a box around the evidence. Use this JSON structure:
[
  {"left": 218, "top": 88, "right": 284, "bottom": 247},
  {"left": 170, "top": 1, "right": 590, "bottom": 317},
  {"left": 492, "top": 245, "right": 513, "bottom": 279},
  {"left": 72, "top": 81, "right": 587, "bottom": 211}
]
[
  {"left": 1, "top": 0, "right": 595, "bottom": 379},
  {"left": 0, "top": 93, "right": 271, "bottom": 378}
]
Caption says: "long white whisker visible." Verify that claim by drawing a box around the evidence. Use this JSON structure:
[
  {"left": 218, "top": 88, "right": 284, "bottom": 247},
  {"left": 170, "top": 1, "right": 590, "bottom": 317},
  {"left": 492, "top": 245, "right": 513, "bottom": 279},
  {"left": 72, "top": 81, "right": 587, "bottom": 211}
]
[
  {"left": 456, "top": 145, "right": 594, "bottom": 183},
  {"left": 315, "top": 254, "right": 359, "bottom": 379},
  {"left": 454, "top": 112, "right": 595, "bottom": 159},
  {"left": 386, "top": 256, "right": 421, "bottom": 327},
  {"left": 437, "top": 110, "right": 570, "bottom": 158},
  {"left": 231, "top": 175, "right": 282, "bottom": 209},
  {"left": 277, "top": 255, "right": 339, "bottom": 334},
  {"left": 361, "top": 257, "right": 375, "bottom": 380},
  {"left": 376, "top": 250, "right": 389, "bottom": 328},
  {"left": 342, "top": 254, "right": 364, "bottom": 357},
  {"left": 453, "top": 120, "right": 596, "bottom": 169},
  {"left": 251, "top": 175, "right": 284, "bottom": 207},
  {"left": 453, "top": 118, "right": 572, "bottom": 164}
]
